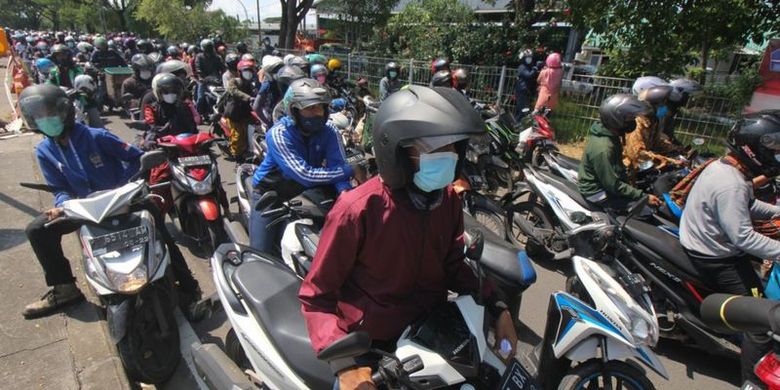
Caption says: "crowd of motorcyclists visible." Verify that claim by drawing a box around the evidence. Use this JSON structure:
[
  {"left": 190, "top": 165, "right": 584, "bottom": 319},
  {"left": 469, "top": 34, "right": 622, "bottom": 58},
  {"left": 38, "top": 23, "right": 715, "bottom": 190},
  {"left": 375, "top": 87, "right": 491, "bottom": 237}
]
[{"left": 7, "top": 26, "right": 780, "bottom": 389}]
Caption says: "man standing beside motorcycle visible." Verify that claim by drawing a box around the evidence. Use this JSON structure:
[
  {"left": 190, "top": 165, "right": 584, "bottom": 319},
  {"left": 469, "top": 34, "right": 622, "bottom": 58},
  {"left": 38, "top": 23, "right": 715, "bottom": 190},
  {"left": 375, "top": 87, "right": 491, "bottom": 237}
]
[
  {"left": 194, "top": 39, "right": 226, "bottom": 118},
  {"left": 223, "top": 59, "right": 257, "bottom": 161},
  {"left": 680, "top": 111, "right": 780, "bottom": 384},
  {"left": 249, "top": 78, "right": 361, "bottom": 253},
  {"left": 514, "top": 49, "right": 538, "bottom": 121},
  {"left": 18, "top": 84, "right": 141, "bottom": 318},
  {"left": 299, "top": 86, "right": 518, "bottom": 390},
  {"left": 578, "top": 94, "right": 663, "bottom": 211}
]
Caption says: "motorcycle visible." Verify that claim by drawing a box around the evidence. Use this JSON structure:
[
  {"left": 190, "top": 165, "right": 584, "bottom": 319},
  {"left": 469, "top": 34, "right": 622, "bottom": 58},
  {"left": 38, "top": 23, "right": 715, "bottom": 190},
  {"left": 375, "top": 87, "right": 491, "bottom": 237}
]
[
  {"left": 516, "top": 107, "right": 580, "bottom": 183},
  {"left": 474, "top": 107, "right": 523, "bottom": 192},
  {"left": 42, "top": 151, "right": 182, "bottom": 384},
  {"left": 701, "top": 294, "right": 780, "bottom": 389},
  {"left": 156, "top": 132, "right": 229, "bottom": 255},
  {"left": 201, "top": 77, "right": 225, "bottom": 122}
]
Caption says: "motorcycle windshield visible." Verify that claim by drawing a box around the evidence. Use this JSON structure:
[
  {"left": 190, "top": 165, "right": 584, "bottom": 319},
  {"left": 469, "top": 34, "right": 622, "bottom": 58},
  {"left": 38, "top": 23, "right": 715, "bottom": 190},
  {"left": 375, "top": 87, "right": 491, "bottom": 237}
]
[{"left": 61, "top": 181, "right": 144, "bottom": 224}]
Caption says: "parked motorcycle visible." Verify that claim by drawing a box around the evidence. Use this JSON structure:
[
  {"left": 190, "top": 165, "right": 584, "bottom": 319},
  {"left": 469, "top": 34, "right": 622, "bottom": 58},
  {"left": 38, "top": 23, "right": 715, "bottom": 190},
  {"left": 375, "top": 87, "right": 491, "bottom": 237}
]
[
  {"left": 43, "top": 151, "right": 182, "bottom": 384},
  {"left": 156, "top": 132, "right": 229, "bottom": 255},
  {"left": 516, "top": 107, "right": 579, "bottom": 183}
]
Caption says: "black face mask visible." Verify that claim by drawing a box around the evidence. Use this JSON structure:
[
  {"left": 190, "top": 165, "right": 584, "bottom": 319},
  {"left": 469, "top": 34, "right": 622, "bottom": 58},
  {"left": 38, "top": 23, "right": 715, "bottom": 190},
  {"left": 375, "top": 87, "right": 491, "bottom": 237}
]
[{"left": 294, "top": 111, "right": 328, "bottom": 136}]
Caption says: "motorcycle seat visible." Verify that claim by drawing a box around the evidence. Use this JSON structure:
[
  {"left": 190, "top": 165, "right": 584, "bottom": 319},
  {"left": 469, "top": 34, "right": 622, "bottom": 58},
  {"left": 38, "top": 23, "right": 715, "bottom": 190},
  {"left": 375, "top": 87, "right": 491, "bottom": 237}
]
[
  {"left": 231, "top": 260, "right": 333, "bottom": 389},
  {"left": 464, "top": 214, "right": 536, "bottom": 289},
  {"left": 552, "top": 153, "right": 580, "bottom": 172},
  {"left": 535, "top": 169, "right": 591, "bottom": 208},
  {"left": 242, "top": 174, "right": 255, "bottom": 200},
  {"left": 623, "top": 219, "right": 702, "bottom": 279}
]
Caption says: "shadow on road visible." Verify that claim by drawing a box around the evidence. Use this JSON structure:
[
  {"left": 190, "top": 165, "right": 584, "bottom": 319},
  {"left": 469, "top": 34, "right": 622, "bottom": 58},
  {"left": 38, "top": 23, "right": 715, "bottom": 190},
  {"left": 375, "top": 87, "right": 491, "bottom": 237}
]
[
  {"left": 0, "top": 191, "right": 41, "bottom": 218},
  {"left": 655, "top": 338, "right": 740, "bottom": 386},
  {"left": 0, "top": 228, "right": 29, "bottom": 250}
]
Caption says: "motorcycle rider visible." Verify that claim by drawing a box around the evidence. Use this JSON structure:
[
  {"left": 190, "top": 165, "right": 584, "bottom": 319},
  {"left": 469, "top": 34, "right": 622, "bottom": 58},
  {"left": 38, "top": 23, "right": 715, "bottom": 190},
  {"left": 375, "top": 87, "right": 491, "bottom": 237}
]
[
  {"left": 142, "top": 72, "right": 200, "bottom": 141},
  {"left": 578, "top": 94, "right": 663, "bottom": 211},
  {"left": 378, "top": 61, "right": 401, "bottom": 101},
  {"left": 254, "top": 64, "right": 304, "bottom": 128},
  {"left": 89, "top": 37, "right": 127, "bottom": 68},
  {"left": 235, "top": 41, "right": 248, "bottom": 56},
  {"left": 121, "top": 53, "right": 155, "bottom": 110},
  {"left": 514, "top": 49, "right": 539, "bottom": 121},
  {"left": 325, "top": 58, "right": 344, "bottom": 90},
  {"left": 123, "top": 37, "right": 138, "bottom": 61},
  {"left": 680, "top": 110, "right": 780, "bottom": 383},
  {"left": 299, "top": 86, "right": 518, "bottom": 389},
  {"left": 48, "top": 44, "right": 81, "bottom": 89},
  {"left": 34, "top": 58, "right": 56, "bottom": 84},
  {"left": 194, "top": 39, "right": 227, "bottom": 118},
  {"left": 222, "top": 53, "right": 241, "bottom": 88},
  {"left": 429, "top": 70, "right": 452, "bottom": 88},
  {"left": 223, "top": 59, "right": 257, "bottom": 161},
  {"left": 249, "top": 78, "right": 359, "bottom": 253},
  {"left": 623, "top": 85, "right": 687, "bottom": 181},
  {"left": 18, "top": 84, "right": 142, "bottom": 318},
  {"left": 663, "top": 78, "right": 702, "bottom": 140}
]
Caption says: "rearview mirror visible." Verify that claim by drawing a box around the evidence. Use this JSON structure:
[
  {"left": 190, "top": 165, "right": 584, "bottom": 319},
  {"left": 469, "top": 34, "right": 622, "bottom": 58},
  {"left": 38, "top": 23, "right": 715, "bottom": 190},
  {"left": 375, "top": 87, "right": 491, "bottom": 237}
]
[
  {"left": 317, "top": 332, "right": 371, "bottom": 361},
  {"left": 139, "top": 150, "right": 166, "bottom": 172},
  {"left": 465, "top": 228, "right": 485, "bottom": 261},
  {"left": 627, "top": 196, "right": 648, "bottom": 221}
]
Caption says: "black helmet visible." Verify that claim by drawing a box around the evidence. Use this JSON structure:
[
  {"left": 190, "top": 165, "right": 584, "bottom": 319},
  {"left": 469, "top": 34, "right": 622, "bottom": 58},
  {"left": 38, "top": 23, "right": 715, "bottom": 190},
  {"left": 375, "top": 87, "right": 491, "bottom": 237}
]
[
  {"left": 51, "top": 44, "right": 69, "bottom": 55},
  {"left": 225, "top": 53, "right": 241, "bottom": 72},
  {"left": 275, "top": 65, "right": 305, "bottom": 90},
  {"left": 137, "top": 39, "right": 153, "bottom": 54},
  {"left": 430, "top": 70, "right": 452, "bottom": 88},
  {"left": 151, "top": 72, "right": 184, "bottom": 102},
  {"left": 236, "top": 41, "right": 248, "bottom": 54},
  {"left": 431, "top": 57, "right": 450, "bottom": 73},
  {"left": 452, "top": 68, "right": 468, "bottom": 90},
  {"left": 131, "top": 54, "right": 155, "bottom": 78},
  {"left": 385, "top": 61, "right": 400, "bottom": 78},
  {"left": 200, "top": 39, "right": 215, "bottom": 53},
  {"left": 373, "top": 86, "right": 485, "bottom": 189},
  {"left": 727, "top": 110, "right": 780, "bottom": 176},
  {"left": 638, "top": 85, "right": 673, "bottom": 107},
  {"left": 166, "top": 45, "right": 180, "bottom": 57},
  {"left": 18, "top": 84, "right": 74, "bottom": 135},
  {"left": 599, "top": 94, "right": 654, "bottom": 134},
  {"left": 125, "top": 38, "right": 137, "bottom": 49}
]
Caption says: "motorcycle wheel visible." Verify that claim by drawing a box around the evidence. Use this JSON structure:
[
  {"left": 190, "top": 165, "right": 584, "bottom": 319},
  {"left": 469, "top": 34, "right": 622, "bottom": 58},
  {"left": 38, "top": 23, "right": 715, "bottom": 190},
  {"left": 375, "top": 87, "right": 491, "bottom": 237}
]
[
  {"left": 117, "top": 285, "right": 180, "bottom": 384},
  {"left": 225, "top": 328, "right": 251, "bottom": 371},
  {"left": 474, "top": 209, "right": 506, "bottom": 239},
  {"left": 206, "top": 220, "right": 227, "bottom": 255},
  {"left": 558, "top": 360, "right": 655, "bottom": 390},
  {"left": 509, "top": 202, "right": 554, "bottom": 252}
]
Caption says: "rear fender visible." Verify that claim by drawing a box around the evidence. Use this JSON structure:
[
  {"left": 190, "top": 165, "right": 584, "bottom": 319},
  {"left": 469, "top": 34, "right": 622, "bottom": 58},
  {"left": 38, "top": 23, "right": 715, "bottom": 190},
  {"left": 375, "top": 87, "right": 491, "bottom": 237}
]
[{"left": 196, "top": 197, "right": 221, "bottom": 221}]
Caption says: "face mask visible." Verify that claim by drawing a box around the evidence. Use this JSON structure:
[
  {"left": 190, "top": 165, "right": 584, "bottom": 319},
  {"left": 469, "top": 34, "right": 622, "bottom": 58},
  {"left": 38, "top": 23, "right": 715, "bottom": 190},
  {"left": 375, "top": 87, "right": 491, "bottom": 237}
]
[
  {"left": 139, "top": 70, "right": 152, "bottom": 80},
  {"left": 162, "top": 93, "right": 178, "bottom": 104},
  {"left": 298, "top": 115, "right": 328, "bottom": 136},
  {"left": 656, "top": 105, "right": 668, "bottom": 120},
  {"left": 388, "top": 71, "right": 398, "bottom": 79},
  {"left": 316, "top": 75, "right": 327, "bottom": 84},
  {"left": 413, "top": 151, "right": 458, "bottom": 192},
  {"left": 525, "top": 57, "right": 533, "bottom": 64},
  {"left": 241, "top": 70, "right": 254, "bottom": 80},
  {"left": 35, "top": 116, "right": 65, "bottom": 138},
  {"left": 66, "top": 42, "right": 75, "bottom": 48}
]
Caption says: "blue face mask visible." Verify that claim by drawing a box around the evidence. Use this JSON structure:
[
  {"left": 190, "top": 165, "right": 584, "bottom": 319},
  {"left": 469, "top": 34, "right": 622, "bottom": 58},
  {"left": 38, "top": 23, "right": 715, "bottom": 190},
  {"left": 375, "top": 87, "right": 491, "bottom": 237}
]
[
  {"left": 388, "top": 71, "right": 398, "bottom": 79},
  {"left": 656, "top": 105, "right": 668, "bottom": 120},
  {"left": 35, "top": 116, "right": 65, "bottom": 138},
  {"left": 413, "top": 151, "right": 458, "bottom": 192}
]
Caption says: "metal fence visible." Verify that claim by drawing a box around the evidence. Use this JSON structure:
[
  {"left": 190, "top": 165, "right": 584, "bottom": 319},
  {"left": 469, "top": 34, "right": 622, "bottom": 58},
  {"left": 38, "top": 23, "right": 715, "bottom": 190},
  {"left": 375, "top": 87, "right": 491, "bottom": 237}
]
[{"left": 271, "top": 48, "right": 738, "bottom": 148}]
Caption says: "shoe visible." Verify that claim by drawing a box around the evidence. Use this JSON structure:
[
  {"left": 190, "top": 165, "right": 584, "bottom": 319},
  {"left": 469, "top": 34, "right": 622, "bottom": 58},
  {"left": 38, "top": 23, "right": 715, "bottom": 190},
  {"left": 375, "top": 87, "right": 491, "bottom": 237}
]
[{"left": 22, "top": 283, "right": 85, "bottom": 319}]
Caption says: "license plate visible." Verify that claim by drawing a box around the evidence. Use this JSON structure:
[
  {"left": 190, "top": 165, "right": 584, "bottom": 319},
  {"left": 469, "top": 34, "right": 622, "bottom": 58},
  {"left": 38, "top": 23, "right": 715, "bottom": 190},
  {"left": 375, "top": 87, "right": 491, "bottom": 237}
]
[
  {"left": 178, "top": 155, "right": 211, "bottom": 167},
  {"left": 90, "top": 226, "right": 149, "bottom": 255},
  {"left": 741, "top": 381, "right": 762, "bottom": 390},
  {"left": 499, "top": 359, "right": 540, "bottom": 390}
]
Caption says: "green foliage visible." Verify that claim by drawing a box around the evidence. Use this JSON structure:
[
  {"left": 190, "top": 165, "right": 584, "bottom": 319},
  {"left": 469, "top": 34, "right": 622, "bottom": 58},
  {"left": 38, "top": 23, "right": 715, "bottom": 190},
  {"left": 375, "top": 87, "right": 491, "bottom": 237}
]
[
  {"left": 315, "top": 0, "right": 398, "bottom": 50},
  {"left": 135, "top": 0, "right": 246, "bottom": 42},
  {"left": 567, "top": 0, "right": 780, "bottom": 79},
  {"left": 702, "top": 65, "right": 763, "bottom": 108}
]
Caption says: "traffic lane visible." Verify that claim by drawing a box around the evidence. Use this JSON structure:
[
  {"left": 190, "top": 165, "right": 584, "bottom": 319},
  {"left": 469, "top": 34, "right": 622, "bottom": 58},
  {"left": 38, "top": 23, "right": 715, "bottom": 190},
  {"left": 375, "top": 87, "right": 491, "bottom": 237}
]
[{"left": 518, "top": 257, "right": 741, "bottom": 389}]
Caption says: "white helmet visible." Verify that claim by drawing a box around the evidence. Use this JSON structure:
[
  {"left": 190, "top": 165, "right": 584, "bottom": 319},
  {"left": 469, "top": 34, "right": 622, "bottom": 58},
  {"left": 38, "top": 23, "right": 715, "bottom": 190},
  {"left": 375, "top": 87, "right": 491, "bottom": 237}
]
[
  {"left": 631, "top": 76, "right": 668, "bottom": 96},
  {"left": 261, "top": 55, "right": 284, "bottom": 73},
  {"left": 73, "top": 74, "right": 97, "bottom": 94},
  {"left": 283, "top": 54, "right": 295, "bottom": 65}
]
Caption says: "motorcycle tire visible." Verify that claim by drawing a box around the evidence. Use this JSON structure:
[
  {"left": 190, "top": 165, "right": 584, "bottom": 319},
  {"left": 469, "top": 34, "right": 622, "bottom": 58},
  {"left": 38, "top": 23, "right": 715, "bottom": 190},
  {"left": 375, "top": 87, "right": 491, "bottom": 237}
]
[
  {"left": 508, "top": 201, "right": 554, "bottom": 255},
  {"left": 225, "top": 328, "right": 251, "bottom": 371},
  {"left": 207, "top": 220, "right": 227, "bottom": 256},
  {"left": 117, "top": 285, "right": 180, "bottom": 384},
  {"left": 474, "top": 209, "right": 507, "bottom": 239},
  {"left": 558, "top": 360, "right": 655, "bottom": 390}
]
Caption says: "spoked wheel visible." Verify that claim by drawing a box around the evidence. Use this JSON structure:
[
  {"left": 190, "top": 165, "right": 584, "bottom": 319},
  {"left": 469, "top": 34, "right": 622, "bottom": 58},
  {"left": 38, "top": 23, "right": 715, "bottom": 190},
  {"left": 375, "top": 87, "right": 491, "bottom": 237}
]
[
  {"left": 558, "top": 360, "right": 655, "bottom": 390},
  {"left": 117, "top": 285, "right": 180, "bottom": 384},
  {"left": 508, "top": 202, "right": 554, "bottom": 256},
  {"left": 474, "top": 209, "right": 507, "bottom": 239}
]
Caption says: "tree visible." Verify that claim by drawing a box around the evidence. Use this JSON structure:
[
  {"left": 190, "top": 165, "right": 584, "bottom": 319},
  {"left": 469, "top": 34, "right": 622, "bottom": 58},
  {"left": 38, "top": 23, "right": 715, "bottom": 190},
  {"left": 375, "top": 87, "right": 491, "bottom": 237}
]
[
  {"left": 278, "top": 0, "right": 314, "bottom": 49},
  {"left": 381, "top": 0, "right": 474, "bottom": 59},
  {"left": 136, "top": 0, "right": 246, "bottom": 41},
  {"left": 565, "top": 0, "right": 780, "bottom": 79},
  {"left": 315, "top": 0, "right": 399, "bottom": 50}
]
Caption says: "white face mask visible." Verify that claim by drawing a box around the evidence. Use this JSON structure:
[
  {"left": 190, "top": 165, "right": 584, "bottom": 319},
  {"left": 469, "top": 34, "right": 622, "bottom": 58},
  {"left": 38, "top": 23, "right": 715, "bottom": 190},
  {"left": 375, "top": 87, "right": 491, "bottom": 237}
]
[
  {"left": 139, "top": 70, "right": 152, "bottom": 80},
  {"left": 241, "top": 70, "right": 254, "bottom": 80},
  {"left": 162, "top": 93, "right": 178, "bottom": 104}
]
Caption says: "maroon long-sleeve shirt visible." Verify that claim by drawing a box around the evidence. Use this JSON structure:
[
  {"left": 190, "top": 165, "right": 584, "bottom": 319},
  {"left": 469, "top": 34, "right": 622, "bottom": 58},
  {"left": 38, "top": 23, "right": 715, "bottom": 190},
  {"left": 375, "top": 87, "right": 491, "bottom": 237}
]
[{"left": 299, "top": 177, "right": 480, "bottom": 353}]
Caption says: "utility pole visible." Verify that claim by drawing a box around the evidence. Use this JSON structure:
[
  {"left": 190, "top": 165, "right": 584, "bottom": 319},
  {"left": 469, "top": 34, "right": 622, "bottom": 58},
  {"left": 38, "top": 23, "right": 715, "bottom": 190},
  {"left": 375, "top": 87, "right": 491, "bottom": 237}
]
[{"left": 256, "top": 0, "right": 262, "bottom": 44}]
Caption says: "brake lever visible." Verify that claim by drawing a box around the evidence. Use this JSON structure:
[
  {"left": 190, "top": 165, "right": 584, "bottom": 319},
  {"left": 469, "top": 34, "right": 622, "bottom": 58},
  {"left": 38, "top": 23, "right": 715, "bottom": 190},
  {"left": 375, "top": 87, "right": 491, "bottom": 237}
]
[{"left": 44, "top": 216, "right": 68, "bottom": 228}]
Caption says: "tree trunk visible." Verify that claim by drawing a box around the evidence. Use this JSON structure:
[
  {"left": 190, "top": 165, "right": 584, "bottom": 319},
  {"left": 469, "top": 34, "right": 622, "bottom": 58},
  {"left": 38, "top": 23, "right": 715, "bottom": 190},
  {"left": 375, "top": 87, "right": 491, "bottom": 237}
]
[
  {"left": 279, "top": 0, "right": 288, "bottom": 48},
  {"left": 700, "top": 41, "right": 710, "bottom": 85}
]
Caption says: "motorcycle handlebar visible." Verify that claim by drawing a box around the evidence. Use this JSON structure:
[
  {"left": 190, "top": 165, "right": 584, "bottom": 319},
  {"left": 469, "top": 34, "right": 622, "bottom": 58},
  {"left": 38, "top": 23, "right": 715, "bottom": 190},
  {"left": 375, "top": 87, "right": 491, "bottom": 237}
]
[{"left": 700, "top": 293, "right": 780, "bottom": 334}]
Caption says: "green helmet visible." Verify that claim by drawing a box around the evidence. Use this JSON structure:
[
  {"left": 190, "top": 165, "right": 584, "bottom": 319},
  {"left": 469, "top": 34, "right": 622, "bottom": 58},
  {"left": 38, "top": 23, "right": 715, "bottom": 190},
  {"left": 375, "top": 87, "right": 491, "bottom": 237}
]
[{"left": 94, "top": 37, "right": 108, "bottom": 51}]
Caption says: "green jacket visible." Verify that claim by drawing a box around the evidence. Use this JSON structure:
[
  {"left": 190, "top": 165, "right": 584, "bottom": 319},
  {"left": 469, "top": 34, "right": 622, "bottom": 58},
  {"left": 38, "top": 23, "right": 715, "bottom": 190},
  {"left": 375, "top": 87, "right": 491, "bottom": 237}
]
[
  {"left": 48, "top": 65, "right": 82, "bottom": 88},
  {"left": 578, "top": 122, "right": 643, "bottom": 201}
]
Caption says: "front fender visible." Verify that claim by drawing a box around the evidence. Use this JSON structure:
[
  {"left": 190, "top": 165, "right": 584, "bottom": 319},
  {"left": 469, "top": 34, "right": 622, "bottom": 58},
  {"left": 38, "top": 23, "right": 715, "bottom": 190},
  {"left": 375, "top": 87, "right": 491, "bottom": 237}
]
[{"left": 107, "top": 298, "right": 132, "bottom": 344}]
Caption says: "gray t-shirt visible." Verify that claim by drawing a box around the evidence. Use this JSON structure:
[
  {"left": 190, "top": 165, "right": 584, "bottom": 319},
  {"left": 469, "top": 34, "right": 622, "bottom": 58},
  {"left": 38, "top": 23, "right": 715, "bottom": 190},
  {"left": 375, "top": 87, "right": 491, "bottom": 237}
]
[{"left": 680, "top": 160, "right": 780, "bottom": 259}]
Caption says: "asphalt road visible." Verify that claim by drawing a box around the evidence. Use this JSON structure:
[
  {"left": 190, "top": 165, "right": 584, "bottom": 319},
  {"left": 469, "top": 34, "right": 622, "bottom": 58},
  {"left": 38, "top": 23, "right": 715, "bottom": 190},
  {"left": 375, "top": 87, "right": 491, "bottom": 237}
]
[{"left": 101, "top": 114, "right": 741, "bottom": 390}]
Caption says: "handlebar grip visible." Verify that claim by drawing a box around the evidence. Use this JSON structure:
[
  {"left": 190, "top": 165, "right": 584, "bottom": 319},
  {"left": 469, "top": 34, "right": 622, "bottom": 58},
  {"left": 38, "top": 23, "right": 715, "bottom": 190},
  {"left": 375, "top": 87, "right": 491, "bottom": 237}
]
[
  {"left": 700, "top": 293, "right": 780, "bottom": 334},
  {"left": 44, "top": 216, "right": 67, "bottom": 228}
]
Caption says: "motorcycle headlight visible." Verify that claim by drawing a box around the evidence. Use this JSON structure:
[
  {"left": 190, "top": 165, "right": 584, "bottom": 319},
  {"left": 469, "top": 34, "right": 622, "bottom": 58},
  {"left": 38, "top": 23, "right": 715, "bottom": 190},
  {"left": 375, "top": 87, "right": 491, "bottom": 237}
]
[
  {"left": 579, "top": 260, "right": 659, "bottom": 346},
  {"left": 188, "top": 172, "right": 214, "bottom": 195},
  {"left": 106, "top": 263, "right": 148, "bottom": 294}
]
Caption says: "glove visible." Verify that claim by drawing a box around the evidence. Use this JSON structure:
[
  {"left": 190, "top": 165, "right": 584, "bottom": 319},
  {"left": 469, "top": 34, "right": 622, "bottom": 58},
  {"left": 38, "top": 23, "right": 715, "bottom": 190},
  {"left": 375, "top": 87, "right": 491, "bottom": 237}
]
[{"left": 337, "top": 367, "right": 376, "bottom": 390}]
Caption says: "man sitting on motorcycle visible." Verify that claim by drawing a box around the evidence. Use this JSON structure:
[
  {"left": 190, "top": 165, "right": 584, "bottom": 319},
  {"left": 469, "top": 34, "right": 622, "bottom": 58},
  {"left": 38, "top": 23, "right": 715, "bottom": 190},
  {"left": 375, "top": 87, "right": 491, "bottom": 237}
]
[
  {"left": 623, "top": 85, "right": 687, "bottom": 182},
  {"left": 223, "top": 59, "right": 257, "bottom": 161},
  {"left": 222, "top": 53, "right": 240, "bottom": 89},
  {"left": 194, "top": 39, "right": 226, "bottom": 118},
  {"left": 680, "top": 110, "right": 780, "bottom": 383},
  {"left": 19, "top": 84, "right": 143, "bottom": 318},
  {"left": 299, "top": 86, "right": 518, "bottom": 390},
  {"left": 378, "top": 61, "right": 402, "bottom": 101},
  {"left": 578, "top": 94, "right": 663, "bottom": 211},
  {"left": 48, "top": 44, "right": 81, "bottom": 89},
  {"left": 254, "top": 64, "right": 304, "bottom": 128},
  {"left": 249, "top": 78, "right": 361, "bottom": 253},
  {"left": 89, "top": 37, "right": 126, "bottom": 68},
  {"left": 121, "top": 54, "right": 155, "bottom": 111}
]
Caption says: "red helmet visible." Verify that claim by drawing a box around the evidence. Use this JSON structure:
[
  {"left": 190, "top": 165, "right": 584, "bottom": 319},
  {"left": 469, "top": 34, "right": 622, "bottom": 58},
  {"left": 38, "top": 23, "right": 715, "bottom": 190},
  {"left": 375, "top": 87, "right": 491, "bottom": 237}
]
[{"left": 237, "top": 59, "right": 256, "bottom": 71}]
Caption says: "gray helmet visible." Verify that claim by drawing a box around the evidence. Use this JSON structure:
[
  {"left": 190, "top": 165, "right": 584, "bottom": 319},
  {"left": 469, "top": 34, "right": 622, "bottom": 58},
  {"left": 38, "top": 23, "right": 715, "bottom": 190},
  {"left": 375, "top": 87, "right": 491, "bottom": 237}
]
[
  {"left": 275, "top": 65, "right": 305, "bottom": 89},
  {"left": 430, "top": 70, "right": 452, "bottom": 88},
  {"left": 638, "top": 85, "right": 673, "bottom": 107},
  {"left": 18, "top": 84, "right": 73, "bottom": 133},
  {"left": 130, "top": 53, "right": 155, "bottom": 72},
  {"left": 156, "top": 59, "right": 187, "bottom": 76},
  {"left": 669, "top": 78, "right": 702, "bottom": 105},
  {"left": 200, "top": 39, "right": 215, "bottom": 52},
  {"left": 599, "top": 94, "right": 654, "bottom": 134},
  {"left": 373, "top": 86, "right": 485, "bottom": 190},
  {"left": 631, "top": 76, "right": 668, "bottom": 96},
  {"left": 285, "top": 78, "right": 331, "bottom": 116}
]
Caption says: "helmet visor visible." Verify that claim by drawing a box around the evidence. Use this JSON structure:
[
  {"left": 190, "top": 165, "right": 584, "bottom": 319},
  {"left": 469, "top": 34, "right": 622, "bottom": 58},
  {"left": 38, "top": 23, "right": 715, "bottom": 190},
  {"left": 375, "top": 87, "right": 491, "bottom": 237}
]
[
  {"left": 760, "top": 133, "right": 780, "bottom": 151},
  {"left": 405, "top": 134, "right": 471, "bottom": 154},
  {"left": 19, "top": 94, "right": 70, "bottom": 130}
]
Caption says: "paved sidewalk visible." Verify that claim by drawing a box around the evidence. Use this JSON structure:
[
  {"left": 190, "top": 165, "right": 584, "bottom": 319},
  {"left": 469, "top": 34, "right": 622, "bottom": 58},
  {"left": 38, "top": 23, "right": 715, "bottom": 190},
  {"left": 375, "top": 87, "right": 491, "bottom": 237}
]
[{"left": 0, "top": 64, "right": 130, "bottom": 390}]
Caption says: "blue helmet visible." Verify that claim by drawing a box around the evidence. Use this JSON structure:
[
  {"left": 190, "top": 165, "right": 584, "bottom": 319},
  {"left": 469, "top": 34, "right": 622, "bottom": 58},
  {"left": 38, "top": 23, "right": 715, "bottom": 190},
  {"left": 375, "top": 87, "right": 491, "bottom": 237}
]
[{"left": 35, "top": 58, "right": 55, "bottom": 73}]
